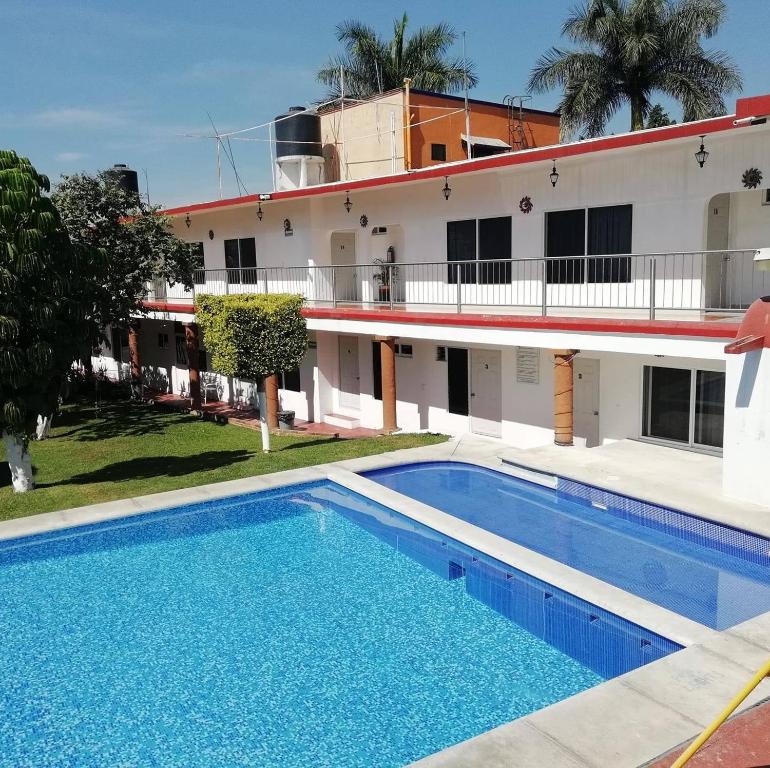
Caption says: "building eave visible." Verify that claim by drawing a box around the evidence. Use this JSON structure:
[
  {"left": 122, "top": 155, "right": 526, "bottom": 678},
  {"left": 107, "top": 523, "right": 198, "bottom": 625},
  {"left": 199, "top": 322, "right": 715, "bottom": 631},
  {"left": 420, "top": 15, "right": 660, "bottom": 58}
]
[{"left": 161, "top": 95, "right": 770, "bottom": 218}]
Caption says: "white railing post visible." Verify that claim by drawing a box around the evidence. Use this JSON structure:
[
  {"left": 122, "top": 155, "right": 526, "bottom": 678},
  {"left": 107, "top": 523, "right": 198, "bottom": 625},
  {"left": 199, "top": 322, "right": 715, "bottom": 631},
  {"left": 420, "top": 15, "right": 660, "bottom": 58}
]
[
  {"left": 332, "top": 266, "right": 337, "bottom": 308},
  {"left": 649, "top": 256, "right": 657, "bottom": 320},
  {"left": 541, "top": 259, "right": 548, "bottom": 316}
]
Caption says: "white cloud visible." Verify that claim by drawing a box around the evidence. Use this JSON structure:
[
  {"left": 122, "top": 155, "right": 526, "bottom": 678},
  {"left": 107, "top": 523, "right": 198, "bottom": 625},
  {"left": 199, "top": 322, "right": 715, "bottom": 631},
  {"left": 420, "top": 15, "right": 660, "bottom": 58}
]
[
  {"left": 32, "top": 108, "right": 127, "bottom": 129},
  {"left": 55, "top": 151, "right": 88, "bottom": 162}
]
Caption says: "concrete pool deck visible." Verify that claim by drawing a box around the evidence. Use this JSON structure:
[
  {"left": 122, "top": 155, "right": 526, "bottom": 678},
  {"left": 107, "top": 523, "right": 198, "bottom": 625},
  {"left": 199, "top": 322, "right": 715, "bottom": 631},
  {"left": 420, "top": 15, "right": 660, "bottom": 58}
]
[{"left": 1, "top": 434, "right": 768, "bottom": 767}]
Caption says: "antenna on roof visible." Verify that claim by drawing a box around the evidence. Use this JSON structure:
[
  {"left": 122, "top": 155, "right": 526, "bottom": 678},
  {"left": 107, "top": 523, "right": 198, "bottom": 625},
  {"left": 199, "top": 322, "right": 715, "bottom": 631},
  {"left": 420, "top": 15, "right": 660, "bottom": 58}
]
[{"left": 206, "top": 112, "right": 249, "bottom": 198}]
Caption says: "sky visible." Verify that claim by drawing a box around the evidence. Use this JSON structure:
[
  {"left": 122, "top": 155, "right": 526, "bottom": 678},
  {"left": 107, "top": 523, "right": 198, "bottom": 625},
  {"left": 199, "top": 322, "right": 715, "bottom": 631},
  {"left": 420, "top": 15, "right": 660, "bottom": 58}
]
[{"left": 2, "top": 0, "right": 768, "bottom": 207}]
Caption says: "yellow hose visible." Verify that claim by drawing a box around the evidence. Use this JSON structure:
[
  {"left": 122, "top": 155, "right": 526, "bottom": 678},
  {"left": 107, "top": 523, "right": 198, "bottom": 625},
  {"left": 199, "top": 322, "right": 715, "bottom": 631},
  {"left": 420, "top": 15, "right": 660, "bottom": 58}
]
[{"left": 670, "top": 657, "right": 770, "bottom": 767}]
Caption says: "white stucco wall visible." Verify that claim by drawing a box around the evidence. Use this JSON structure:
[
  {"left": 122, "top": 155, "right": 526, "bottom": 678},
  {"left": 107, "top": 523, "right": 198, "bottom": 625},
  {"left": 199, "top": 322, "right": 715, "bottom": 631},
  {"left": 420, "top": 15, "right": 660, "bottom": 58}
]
[{"left": 723, "top": 348, "right": 770, "bottom": 506}]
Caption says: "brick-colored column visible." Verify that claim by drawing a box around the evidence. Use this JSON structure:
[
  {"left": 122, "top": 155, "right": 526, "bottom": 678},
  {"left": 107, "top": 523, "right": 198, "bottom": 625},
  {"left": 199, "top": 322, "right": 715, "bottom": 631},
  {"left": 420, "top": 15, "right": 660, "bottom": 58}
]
[
  {"left": 265, "top": 373, "right": 279, "bottom": 429},
  {"left": 128, "top": 321, "right": 142, "bottom": 400},
  {"left": 553, "top": 350, "right": 576, "bottom": 446},
  {"left": 185, "top": 323, "right": 202, "bottom": 411},
  {"left": 377, "top": 336, "right": 398, "bottom": 434}
]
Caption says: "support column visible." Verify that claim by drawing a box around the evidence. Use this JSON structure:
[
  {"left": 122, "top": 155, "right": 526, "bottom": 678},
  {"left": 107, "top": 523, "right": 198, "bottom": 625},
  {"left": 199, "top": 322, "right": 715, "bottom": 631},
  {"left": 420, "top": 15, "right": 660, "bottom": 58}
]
[
  {"left": 553, "top": 350, "right": 576, "bottom": 446},
  {"left": 128, "top": 321, "right": 142, "bottom": 400},
  {"left": 185, "top": 323, "right": 202, "bottom": 411},
  {"left": 265, "top": 373, "right": 279, "bottom": 429},
  {"left": 377, "top": 336, "right": 398, "bottom": 434}
]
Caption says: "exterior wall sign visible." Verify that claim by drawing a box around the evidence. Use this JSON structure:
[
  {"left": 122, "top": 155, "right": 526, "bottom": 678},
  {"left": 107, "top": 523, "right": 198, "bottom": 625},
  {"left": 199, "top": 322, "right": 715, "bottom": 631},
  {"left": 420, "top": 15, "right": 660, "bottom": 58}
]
[{"left": 516, "top": 346, "right": 540, "bottom": 384}]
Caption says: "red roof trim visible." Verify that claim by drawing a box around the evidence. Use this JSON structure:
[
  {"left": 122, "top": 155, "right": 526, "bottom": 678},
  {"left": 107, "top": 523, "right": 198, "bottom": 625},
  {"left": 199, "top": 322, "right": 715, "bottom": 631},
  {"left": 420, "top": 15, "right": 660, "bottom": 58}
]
[
  {"left": 302, "top": 306, "right": 741, "bottom": 339},
  {"left": 141, "top": 301, "right": 196, "bottom": 314},
  {"left": 161, "top": 107, "right": 749, "bottom": 217}
]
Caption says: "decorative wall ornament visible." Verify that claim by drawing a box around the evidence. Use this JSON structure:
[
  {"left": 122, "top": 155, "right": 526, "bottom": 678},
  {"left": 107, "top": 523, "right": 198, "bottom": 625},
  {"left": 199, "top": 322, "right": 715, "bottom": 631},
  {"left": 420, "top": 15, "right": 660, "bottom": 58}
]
[
  {"left": 359, "top": 214, "right": 368, "bottom": 228},
  {"left": 519, "top": 196, "right": 533, "bottom": 214},
  {"left": 283, "top": 218, "right": 293, "bottom": 236},
  {"left": 742, "top": 168, "right": 763, "bottom": 189}
]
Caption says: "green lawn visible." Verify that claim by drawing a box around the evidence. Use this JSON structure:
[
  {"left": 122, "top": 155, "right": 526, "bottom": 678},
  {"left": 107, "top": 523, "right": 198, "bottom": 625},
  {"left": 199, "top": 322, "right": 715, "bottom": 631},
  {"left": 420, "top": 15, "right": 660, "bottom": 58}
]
[{"left": 0, "top": 401, "right": 447, "bottom": 522}]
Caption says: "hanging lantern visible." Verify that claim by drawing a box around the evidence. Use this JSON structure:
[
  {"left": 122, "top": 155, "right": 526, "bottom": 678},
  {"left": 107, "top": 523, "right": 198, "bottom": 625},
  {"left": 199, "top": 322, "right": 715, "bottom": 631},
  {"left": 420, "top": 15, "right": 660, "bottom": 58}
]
[
  {"left": 695, "top": 135, "right": 709, "bottom": 168},
  {"left": 184, "top": 213, "right": 191, "bottom": 228},
  {"left": 344, "top": 192, "right": 352, "bottom": 213},
  {"left": 257, "top": 202, "right": 263, "bottom": 221},
  {"left": 549, "top": 160, "right": 559, "bottom": 187},
  {"left": 442, "top": 176, "right": 452, "bottom": 201}
]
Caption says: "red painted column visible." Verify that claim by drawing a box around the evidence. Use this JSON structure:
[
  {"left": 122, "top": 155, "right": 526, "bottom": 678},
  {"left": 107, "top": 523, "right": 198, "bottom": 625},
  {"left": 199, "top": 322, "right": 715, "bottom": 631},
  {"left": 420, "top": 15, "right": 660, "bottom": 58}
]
[
  {"left": 553, "top": 350, "right": 576, "bottom": 446},
  {"left": 128, "top": 321, "right": 142, "bottom": 400},
  {"left": 185, "top": 323, "right": 202, "bottom": 411},
  {"left": 265, "top": 373, "right": 279, "bottom": 429},
  {"left": 378, "top": 336, "right": 398, "bottom": 434}
]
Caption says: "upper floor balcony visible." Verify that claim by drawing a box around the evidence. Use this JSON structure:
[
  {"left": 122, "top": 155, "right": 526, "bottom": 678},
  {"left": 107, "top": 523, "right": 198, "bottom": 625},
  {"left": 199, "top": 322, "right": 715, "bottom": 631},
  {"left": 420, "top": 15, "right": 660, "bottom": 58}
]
[{"left": 145, "top": 249, "right": 768, "bottom": 322}]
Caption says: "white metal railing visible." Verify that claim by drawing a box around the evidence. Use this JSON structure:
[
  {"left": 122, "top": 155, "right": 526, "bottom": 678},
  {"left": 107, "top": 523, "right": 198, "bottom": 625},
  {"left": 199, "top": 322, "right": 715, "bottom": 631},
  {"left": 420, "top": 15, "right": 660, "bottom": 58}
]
[{"left": 152, "top": 249, "right": 766, "bottom": 319}]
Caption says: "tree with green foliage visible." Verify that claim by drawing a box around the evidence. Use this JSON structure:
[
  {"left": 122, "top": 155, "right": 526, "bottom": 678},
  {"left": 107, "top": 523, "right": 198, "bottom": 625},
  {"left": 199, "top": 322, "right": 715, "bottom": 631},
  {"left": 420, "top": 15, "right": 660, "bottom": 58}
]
[
  {"left": 0, "top": 151, "right": 99, "bottom": 491},
  {"left": 317, "top": 13, "right": 477, "bottom": 100},
  {"left": 646, "top": 103, "right": 676, "bottom": 128},
  {"left": 195, "top": 294, "right": 307, "bottom": 452},
  {"left": 528, "top": 0, "right": 742, "bottom": 138},
  {"left": 52, "top": 171, "right": 201, "bottom": 370}
]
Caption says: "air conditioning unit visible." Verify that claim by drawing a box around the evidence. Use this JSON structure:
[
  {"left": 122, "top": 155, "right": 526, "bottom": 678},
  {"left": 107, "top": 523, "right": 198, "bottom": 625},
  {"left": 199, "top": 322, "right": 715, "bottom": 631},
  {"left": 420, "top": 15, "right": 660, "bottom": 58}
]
[{"left": 371, "top": 226, "right": 388, "bottom": 236}]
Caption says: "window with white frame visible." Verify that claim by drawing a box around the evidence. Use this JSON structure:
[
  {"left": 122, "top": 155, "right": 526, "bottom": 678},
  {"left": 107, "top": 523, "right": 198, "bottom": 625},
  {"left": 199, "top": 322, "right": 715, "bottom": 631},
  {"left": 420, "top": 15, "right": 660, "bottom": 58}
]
[
  {"left": 545, "top": 205, "right": 632, "bottom": 284},
  {"left": 224, "top": 237, "right": 257, "bottom": 284},
  {"left": 642, "top": 365, "right": 725, "bottom": 450},
  {"left": 447, "top": 217, "right": 512, "bottom": 285},
  {"left": 395, "top": 343, "right": 413, "bottom": 358}
]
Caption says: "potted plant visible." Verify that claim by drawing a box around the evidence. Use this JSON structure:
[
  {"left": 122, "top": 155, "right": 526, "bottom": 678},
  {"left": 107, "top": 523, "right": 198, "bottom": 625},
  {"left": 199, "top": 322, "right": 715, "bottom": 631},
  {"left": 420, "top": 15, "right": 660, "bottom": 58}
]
[{"left": 373, "top": 256, "right": 399, "bottom": 303}]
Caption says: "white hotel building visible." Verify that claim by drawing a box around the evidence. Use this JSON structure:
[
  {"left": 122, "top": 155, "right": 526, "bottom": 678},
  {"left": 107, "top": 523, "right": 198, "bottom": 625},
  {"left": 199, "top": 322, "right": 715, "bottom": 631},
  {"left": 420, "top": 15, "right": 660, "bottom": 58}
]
[{"left": 104, "top": 93, "right": 770, "bottom": 508}]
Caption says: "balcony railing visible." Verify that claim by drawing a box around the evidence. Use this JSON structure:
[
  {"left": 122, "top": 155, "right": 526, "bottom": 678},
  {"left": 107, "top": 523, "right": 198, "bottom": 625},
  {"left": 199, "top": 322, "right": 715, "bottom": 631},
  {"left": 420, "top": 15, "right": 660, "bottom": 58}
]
[{"left": 149, "top": 250, "right": 766, "bottom": 319}]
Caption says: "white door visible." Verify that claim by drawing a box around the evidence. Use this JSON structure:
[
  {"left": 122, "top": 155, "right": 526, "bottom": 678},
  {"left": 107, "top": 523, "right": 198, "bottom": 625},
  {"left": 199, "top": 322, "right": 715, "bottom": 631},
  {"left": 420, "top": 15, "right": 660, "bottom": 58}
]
[
  {"left": 331, "top": 232, "right": 357, "bottom": 302},
  {"left": 470, "top": 349, "right": 502, "bottom": 437},
  {"left": 574, "top": 358, "right": 600, "bottom": 447},
  {"left": 338, "top": 336, "right": 360, "bottom": 411}
]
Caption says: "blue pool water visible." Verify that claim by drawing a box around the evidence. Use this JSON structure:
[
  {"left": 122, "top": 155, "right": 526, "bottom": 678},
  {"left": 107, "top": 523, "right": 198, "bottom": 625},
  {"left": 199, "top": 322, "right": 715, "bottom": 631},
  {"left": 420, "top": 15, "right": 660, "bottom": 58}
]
[
  {"left": 0, "top": 481, "right": 675, "bottom": 767},
  {"left": 363, "top": 461, "right": 770, "bottom": 630}
]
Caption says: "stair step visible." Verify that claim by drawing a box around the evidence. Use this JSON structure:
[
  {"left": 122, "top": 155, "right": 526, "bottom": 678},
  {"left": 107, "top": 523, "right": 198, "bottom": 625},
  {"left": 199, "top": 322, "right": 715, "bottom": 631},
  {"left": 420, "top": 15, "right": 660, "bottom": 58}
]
[{"left": 323, "top": 413, "right": 361, "bottom": 430}]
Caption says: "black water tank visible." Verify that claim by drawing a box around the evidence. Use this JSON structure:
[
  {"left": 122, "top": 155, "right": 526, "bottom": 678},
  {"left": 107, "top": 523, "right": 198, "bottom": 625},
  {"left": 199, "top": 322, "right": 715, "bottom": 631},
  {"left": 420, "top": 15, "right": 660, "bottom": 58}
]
[
  {"left": 107, "top": 164, "right": 139, "bottom": 195},
  {"left": 274, "top": 107, "right": 322, "bottom": 158}
]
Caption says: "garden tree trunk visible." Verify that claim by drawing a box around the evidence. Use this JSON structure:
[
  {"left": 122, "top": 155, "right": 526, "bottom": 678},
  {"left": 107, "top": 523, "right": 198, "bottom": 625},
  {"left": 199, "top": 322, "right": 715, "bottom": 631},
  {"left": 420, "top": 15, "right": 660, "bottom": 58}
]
[
  {"left": 128, "top": 321, "right": 142, "bottom": 400},
  {"left": 256, "top": 376, "right": 271, "bottom": 453},
  {"left": 184, "top": 323, "right": 202, "bottom": 411},
  {"left": 265, "top": 374, "right": 279, "bottom": 430},
  {"left": 2, "top": 432, "right": 34, "bottom": 492},
  {"left": 35, "top": 414, "right": 53, "bottom": 440}
]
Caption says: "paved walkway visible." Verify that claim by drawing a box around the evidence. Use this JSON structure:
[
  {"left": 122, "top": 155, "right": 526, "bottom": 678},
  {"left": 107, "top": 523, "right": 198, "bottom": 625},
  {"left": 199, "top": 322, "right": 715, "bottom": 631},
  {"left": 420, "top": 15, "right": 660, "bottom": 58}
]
[
  {"left": 501, "top": 439, "right": 770, "bottom": 536},
  {"left": 152, "top": 393, "right": 379, "bottom": 438}
]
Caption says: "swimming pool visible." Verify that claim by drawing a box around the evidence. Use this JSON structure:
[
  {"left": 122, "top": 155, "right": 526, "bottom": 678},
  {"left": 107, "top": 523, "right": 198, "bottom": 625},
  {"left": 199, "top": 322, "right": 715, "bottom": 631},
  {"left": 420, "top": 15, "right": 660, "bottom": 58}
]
[
  {"left": 0, "top": 480, "right": 676, "bottom": 767},
  {"left": 363, "top": 461, "right": 770, "bottom": 631}
]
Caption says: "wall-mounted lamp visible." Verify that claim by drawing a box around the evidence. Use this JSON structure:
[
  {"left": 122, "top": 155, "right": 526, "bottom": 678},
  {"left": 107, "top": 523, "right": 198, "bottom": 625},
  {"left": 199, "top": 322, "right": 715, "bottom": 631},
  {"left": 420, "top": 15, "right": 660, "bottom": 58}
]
[
  {"left": 208, "top": 230, "right": 214, "bottom": 240},
  {"left": 257, "top": 202, "right": 263, "bottom": 221},
  {"left": 360, "top": 214, "right": 368, "bottom": 227},
  {"left": 549, "top": 160, "right": 559, "bottom": 187},
  {"left": 695, "top": 135, "right": 709, "bottom": 168},
  {"left": 185, "top": 213, "right": 191, "bottom": 228},
  {"left": 344, "top": 192, "right": 352, "bottom": 213},
  {"left": 283, "top": 218, "right": 293, "bottom": 236},
  {"left": 442, "top": 176, "right": 452, "bottom": 200}
]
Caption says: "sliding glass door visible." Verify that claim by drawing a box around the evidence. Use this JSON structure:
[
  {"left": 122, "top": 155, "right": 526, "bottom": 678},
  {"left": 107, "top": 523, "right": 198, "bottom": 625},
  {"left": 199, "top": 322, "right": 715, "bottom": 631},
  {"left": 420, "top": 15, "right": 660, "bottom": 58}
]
[{"left": 642, "top": 365, "right": 725, "bottom": 450}]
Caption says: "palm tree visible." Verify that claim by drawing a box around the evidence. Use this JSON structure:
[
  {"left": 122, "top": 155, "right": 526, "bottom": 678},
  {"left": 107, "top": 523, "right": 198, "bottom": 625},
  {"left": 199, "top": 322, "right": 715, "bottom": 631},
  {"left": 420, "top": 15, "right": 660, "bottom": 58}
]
[
  {"left": 317, "top": 13, "right": 477, "bottom": 100},
  {"left": 527, "top": 0, "right": 742, "bottom": 138}
]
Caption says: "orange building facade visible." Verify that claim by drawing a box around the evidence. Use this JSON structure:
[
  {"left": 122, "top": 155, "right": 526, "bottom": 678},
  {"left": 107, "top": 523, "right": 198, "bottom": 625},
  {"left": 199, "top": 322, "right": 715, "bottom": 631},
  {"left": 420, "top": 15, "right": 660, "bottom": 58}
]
[{"left": 320, "top": 87, "right": 560, "bottom": 182}]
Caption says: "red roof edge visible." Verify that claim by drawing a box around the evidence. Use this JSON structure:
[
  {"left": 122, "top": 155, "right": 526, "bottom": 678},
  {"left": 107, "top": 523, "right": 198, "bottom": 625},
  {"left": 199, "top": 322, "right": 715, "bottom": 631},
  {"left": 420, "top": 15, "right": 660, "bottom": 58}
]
[
  {"left": 158, "top": 94, "right": 770, "bottom": 218},
  {"left": 302, "top": 306, "right": 741, "bottom": 339},
  {"left": 736, "top": 94, "right": 770, "bottom": 120}
]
